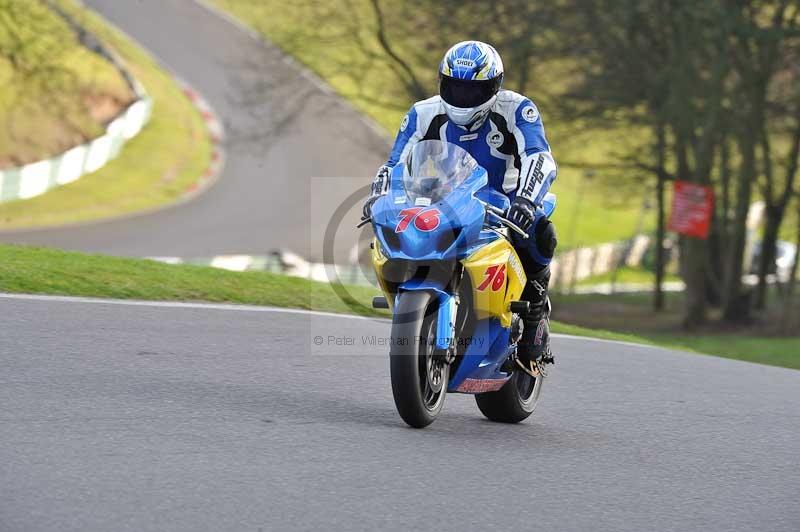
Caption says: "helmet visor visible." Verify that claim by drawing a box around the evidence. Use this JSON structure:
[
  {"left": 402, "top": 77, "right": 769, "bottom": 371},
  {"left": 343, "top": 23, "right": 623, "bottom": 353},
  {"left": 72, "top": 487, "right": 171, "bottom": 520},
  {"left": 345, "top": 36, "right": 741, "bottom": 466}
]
[{"left": 439, "top": 75, "right": 501, "bottom": 108}]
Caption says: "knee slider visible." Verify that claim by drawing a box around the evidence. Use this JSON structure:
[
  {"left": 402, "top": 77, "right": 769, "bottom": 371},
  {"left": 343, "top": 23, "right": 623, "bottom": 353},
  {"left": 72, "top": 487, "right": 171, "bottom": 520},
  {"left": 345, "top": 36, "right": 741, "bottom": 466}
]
[{"left": 534, "top": 219, "right": 557, "bottom": 259}]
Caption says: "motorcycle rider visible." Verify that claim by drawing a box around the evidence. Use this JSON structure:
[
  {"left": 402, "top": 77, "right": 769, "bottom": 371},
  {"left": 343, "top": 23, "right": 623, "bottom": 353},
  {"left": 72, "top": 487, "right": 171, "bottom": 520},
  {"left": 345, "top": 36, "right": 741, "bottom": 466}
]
[{"left": 363, "top": 40, "right": 557, "bottom": 376}]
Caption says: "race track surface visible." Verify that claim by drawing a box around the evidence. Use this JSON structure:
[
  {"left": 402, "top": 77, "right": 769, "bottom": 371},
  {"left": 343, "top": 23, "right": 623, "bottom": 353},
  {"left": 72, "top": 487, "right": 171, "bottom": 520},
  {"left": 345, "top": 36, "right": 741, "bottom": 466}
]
[
  {"left": 2, "top": 295, "right": 798, "bottom": 532},
  {"left": 0, "top": 0, "right": 386, "bottom": 262}
]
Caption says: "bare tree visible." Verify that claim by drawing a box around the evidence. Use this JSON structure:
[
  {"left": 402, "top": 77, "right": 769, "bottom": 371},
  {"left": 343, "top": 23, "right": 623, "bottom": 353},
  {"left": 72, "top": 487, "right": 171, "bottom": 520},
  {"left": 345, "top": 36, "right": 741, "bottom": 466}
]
[
  {"left": 560, "top": 0, "right": 732, "bottom": 325},
  {"left": 752, "top": 11, "right": 800, "bottom": 309},
  {"left": 718, "top": 0, "right": 797, "bottom": 321}
]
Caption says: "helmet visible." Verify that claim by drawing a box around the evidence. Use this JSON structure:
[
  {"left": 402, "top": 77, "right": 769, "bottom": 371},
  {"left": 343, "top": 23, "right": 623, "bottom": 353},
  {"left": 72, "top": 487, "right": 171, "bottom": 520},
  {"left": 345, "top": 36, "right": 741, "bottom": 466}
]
[{"left": 439, "top": 41, "right": 504, "bottom": 129}]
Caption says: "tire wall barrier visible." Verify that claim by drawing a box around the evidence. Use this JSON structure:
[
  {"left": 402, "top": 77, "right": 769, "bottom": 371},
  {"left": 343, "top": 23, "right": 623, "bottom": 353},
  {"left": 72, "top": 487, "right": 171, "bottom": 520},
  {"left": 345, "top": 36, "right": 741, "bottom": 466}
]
[
  {"left": 0, "top": 1, "right": 152, "bottom": 204},
  {"left": 550, "top": 235, "right": 652, "bottom": 287}
]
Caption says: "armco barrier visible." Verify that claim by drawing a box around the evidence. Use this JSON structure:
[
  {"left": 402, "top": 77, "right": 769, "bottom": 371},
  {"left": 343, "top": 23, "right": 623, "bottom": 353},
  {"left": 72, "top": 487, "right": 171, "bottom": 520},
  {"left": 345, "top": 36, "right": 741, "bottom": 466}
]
[{"left": 0, "top": 2, "right": 152, "bottom": 204}]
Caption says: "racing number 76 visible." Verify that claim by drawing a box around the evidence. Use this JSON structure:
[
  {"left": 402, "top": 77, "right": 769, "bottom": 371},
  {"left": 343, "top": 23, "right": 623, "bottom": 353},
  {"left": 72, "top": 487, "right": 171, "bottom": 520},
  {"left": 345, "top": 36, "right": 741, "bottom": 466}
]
[
  {"left": 477, "top": 264, "right": 506, "bottom": 292},
  {"left": 396, "top": 207, "right": 441, "bottom": 232}
]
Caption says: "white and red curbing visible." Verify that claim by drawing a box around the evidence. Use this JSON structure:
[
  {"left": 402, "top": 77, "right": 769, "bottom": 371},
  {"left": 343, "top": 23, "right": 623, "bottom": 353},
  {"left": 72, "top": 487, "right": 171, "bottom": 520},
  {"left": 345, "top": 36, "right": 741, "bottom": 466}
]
[{"left": 178, "top": 80, "right": 225, "bottom": 198}]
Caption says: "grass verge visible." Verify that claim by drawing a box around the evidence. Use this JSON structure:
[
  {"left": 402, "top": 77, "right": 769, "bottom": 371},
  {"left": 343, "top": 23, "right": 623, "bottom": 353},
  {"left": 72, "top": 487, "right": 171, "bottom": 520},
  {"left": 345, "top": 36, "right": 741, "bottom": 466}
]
[
  {"left": 0, "top": 244, "right": 384, "bottom": 317},
  {"left": 553, "top": 292, "right": 799, "bottom": 370},
  {"left": 0, "top": 0, "right": 211, "bottom": 230},
  {"left": 0, "top": 244, "right": 796, "bottom": 370}
]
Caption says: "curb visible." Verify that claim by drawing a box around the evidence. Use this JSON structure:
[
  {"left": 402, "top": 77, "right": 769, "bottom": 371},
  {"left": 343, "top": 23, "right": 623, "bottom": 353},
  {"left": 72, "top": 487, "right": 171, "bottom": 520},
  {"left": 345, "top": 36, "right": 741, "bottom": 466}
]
[{"left": 175, "top": 80, "right": 225, "bottom": 200}]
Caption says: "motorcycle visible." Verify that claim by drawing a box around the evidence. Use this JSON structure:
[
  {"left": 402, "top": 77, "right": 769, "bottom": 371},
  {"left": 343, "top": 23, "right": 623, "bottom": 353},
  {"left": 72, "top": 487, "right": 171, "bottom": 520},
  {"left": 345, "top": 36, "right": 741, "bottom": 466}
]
[{"left": 364, "top": 140, "right": 556, "bottom": 428}]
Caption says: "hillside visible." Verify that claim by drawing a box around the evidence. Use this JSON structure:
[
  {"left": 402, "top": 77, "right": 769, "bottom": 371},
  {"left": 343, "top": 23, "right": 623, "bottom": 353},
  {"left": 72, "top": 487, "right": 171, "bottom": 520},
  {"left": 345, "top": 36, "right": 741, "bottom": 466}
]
[
  {"left": 0, "top": 0, "right": 132, "bottom": 167},
  {"left": 209, "top": 0, "right": 655, "bottom": 249}
]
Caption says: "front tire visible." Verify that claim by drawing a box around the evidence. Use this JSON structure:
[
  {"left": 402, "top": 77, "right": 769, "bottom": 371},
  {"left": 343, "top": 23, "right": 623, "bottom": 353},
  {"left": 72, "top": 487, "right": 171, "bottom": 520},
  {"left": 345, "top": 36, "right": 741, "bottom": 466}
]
[
  {"left": 390, "top": 291, "right": 448, "bottom": 428},
  {"left": 475, "top": 370, "right": 544, "bottom": 423}
]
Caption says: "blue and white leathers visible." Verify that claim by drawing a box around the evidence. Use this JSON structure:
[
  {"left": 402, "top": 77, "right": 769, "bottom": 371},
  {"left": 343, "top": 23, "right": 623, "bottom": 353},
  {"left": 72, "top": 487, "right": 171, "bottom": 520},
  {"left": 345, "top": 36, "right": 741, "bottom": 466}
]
[{"left": 384, "top": 90, "right": 557, "bottom": 265}]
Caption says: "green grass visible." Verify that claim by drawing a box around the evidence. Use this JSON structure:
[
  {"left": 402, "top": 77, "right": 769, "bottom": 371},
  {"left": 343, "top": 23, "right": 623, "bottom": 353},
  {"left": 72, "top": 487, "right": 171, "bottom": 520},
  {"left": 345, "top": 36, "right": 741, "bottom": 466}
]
[
  {"left": 209, "top": 0, "right": 654, "bottom": 249},
  {"left": 555, "top": 321, "right": 800, "bottom": 370},
  {"left": 576, "top": 266, "right": 681, "bottom": 287},
  {"left": 550, "top": 321, "right": 654, "bottom": 343},
  {"left": 0, "top": 0, "right": 211, "bottom": 229},
  {"left": 553, "top": 291, "right": 800, "bottom": 370},
  {"left": 637, "top": 333, "right": 800, "bottom": 370},
  {"left": 1, "top": 243, "right": 796, "bottom": 370},
  {"left": 0, "top": 244, "right": 384, "bottom": 317}
]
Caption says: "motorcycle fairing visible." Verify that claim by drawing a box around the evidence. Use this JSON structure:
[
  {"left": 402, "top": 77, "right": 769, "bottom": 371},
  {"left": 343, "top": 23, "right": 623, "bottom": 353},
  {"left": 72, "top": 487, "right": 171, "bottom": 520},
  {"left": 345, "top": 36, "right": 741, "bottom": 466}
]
[
  {"left": 447, "top": 318, "right": 513, "bottom": 393},
  {"left": 371, "top": 164, "right": 486, "bottom": 261},
  {"left": 460, "top": 238, "right": 526, "bottom": 328}
]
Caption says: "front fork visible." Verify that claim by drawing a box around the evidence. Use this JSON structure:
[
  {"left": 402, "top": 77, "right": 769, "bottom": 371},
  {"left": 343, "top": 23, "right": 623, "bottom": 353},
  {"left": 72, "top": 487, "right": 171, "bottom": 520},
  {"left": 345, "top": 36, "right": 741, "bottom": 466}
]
[
  {"left": 435, "top": 293, "right": 458, "bottom": 356},
  {"left": 395, "top": 266, "right": 463, "bottom": 363},
  {"left": 435, "top": 264, "right": 466, "bottom": 361}
]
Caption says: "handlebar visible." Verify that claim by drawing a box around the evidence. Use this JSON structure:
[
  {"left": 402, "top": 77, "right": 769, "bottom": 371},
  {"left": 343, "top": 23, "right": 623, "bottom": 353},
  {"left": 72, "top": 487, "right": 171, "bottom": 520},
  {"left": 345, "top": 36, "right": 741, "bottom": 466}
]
[{"left": 480, "top": 202, "right": 529, "bottom": 239}]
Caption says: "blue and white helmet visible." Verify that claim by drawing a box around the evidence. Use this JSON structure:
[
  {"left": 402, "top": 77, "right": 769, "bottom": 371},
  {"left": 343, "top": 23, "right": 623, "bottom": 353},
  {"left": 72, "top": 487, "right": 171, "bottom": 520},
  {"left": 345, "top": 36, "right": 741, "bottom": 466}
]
[{"left": 439, "top": 40, "right": 504, "bottom": 128}]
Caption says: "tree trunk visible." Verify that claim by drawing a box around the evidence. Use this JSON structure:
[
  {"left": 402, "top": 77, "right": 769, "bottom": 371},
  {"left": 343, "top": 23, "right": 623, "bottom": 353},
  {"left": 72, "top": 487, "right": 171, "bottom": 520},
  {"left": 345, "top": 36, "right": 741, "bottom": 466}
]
[
  {"left": 720, "top": 137, "right": 731, "bottom": 249},
  {"left": 755, "top": 207, "right": 781, "bottom": 309},
  {"left": 681, "top": 236, "right": 708, "bottom": 328},
  {"left": 672, "top": 125, "right": 710, "bottom": 325},
  {"left": 721, "top": 129, "right": 757, "bottom": 322},
  {"left": 654, "top": 172, "right": 666, "bottom": 311},
  {"left": 654, "top": 122, "right": 667, "bottom": 311},
  {"left": 782, "top": 209, "right": 800, "bottom": 333},
  {"left": 759, "top": 119, "right": 800, "bottom": 309}
]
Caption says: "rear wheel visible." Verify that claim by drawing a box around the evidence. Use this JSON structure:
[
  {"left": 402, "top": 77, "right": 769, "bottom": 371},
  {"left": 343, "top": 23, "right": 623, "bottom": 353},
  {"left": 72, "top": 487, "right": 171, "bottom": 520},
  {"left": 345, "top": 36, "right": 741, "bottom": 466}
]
[
  {"left": 390, "top": 291, "right": 449, "bottom": 428},
  {"left": 475, "top": 370, "right": 543, "bottom": 423}
]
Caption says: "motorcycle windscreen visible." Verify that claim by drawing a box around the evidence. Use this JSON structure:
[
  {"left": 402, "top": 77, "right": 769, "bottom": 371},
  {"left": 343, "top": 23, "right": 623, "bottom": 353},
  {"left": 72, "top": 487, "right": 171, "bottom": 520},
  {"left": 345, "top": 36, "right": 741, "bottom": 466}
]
[{"left": 402, "top": 140, "right": 479, "bottom": 205}]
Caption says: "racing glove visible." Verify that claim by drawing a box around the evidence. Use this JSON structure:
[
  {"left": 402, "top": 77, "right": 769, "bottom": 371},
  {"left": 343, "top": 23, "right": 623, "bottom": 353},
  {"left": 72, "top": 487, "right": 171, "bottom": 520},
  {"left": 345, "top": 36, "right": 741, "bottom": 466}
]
[
  {"left": 507, "top": 196, "right": 536, "bottom": 234},
  {"left": 362, "top": 165, "right": 391, "bottom": 220},
  {"left": 509, "top": 151, "right": 557, "bottom": 235}
]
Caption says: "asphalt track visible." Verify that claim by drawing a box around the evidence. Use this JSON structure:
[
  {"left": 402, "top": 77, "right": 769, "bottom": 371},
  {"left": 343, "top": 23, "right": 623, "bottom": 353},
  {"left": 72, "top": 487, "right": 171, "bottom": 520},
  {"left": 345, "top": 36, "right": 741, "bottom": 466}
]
[
  {"left": 1, "top": 2, "right": 798, "bottom": 531},
  {"left": 1, "top": 294, "right": 799, "bottom": 531},
  {"left": 0, "top": 0, "right": 387, "bottom": 263}
]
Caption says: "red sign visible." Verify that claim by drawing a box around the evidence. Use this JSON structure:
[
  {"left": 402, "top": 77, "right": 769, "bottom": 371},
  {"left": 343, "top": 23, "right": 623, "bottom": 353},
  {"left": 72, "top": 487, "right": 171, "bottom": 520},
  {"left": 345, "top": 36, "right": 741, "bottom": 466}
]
[{"left": 668, "top": 180, "right": 714, "bottom": 239}]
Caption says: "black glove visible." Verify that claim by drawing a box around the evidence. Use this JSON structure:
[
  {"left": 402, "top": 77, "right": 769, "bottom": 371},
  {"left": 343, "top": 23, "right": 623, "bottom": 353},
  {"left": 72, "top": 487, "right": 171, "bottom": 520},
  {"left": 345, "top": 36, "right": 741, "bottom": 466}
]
[
  {"left": 363, "top": 166, "right": 391, "bottom": 220},
  {"left": 362, "top": 195, "right": 379, "bottom": 220},
  {"left": 507, "top": 197, "right": 536, "bottom": 234}
]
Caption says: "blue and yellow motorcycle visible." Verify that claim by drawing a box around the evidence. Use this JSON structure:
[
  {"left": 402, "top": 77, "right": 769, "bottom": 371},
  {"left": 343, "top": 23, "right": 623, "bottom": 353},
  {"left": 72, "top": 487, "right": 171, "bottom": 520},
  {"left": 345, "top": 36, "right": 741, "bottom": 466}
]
[{"left": 367, "top": 140, "right": 556, "bottom": 428}]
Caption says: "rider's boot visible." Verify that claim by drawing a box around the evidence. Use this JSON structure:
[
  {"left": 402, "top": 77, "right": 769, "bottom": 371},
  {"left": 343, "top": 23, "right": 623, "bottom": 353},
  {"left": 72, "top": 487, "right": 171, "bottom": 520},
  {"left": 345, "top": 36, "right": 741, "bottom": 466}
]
[{"left": 516, "top": 266, "right": 553, "bottom": 377}]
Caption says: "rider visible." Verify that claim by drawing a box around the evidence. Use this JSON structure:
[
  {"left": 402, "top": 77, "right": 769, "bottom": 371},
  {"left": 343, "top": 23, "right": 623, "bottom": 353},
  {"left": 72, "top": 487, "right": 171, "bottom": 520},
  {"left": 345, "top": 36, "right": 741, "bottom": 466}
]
[{"left": 363, "top": 40, "right": 557, "bottom": 375}]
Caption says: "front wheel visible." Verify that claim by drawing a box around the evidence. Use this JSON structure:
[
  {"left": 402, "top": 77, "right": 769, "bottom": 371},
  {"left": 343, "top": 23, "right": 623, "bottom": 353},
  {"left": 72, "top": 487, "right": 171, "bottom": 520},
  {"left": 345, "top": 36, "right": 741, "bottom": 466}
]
[
  {"left": 389, "top": 291, "right": 449, "bottom": 428},
  {"left": 475, "top": 369, "right": 544, "bottom": 423}
]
